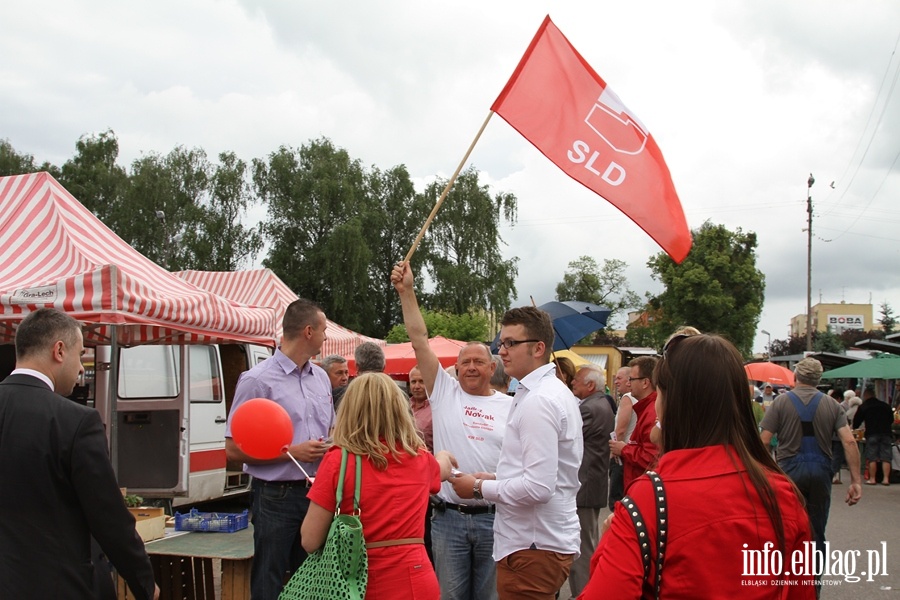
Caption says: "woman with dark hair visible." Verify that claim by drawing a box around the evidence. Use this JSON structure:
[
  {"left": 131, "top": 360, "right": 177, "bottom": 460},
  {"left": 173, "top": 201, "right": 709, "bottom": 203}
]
[{"left": 580, "top": 334, "right": 814, "bottom": 599}]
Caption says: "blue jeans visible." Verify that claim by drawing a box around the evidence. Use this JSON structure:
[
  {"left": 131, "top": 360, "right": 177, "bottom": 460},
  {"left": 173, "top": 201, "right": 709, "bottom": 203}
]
[
  {"left": 431, "top": 507, "right": 497, "bottom": 600},
  {"left": 250, "top": 479, "right": 311, "bottom": 600}
]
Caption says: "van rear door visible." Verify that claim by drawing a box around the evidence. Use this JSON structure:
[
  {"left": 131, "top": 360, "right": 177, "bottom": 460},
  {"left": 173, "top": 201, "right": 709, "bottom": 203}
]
[{"left": 114, "top": 344, "right": 190, "bottom": 497}]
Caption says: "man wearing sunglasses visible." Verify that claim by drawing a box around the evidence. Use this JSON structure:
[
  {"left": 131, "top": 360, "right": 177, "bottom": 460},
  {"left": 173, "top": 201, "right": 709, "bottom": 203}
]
[{"left": 609, "top": 356, "right": 659, "bottom": 490}]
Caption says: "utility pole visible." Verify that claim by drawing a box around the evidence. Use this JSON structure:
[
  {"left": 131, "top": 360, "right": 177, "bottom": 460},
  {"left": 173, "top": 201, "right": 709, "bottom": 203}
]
[{"left": 806, "top": 174, "right": 814, "bottom": 352}]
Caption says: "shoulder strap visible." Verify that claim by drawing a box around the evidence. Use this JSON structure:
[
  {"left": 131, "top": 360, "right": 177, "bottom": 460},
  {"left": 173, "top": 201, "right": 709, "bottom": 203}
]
[
  {"left": 647, "top": 471, "right": 667, "bottom": 599},
  {"left": 621, "top": 496, "right": 650, "bottom": 578},
  {"left": 335, "top": 449, "right": 364, "bottom": 516},
  {"left": 787, "top": 391, "right": 824, "bottom": 437},
  {"left": 354, "top": 452, "right": 362, "bottom": 515},
  {"left": 335, "top": 448, "right": 349, "bottom": 512},
  {"left": 622, "top": 471, "right": 667, "bottom": 600}
]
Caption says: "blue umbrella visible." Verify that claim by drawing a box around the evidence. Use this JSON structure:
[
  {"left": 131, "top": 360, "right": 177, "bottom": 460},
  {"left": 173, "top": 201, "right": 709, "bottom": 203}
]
[{"left": 491, "top": 301, "right": 612, "bottom": 352}]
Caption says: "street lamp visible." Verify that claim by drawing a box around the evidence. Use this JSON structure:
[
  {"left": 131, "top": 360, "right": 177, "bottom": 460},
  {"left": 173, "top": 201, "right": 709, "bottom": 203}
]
[
  {"left": 805, "top": 174, "right": 815, "bottom": 352},
  {"left": 761, "top": 329, "right": 771, "bottom": 360}
]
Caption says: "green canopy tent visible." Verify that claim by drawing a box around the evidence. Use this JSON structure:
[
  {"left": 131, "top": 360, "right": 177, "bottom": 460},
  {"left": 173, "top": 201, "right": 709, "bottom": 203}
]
[{"left": 821, "top": 353, "right": 900, "bottom": 379}]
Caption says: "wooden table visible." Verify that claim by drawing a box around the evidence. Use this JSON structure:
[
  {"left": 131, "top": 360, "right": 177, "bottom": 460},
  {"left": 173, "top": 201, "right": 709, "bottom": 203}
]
[{"left": 117, "top": 525, "right": 253, "bottom": 600}]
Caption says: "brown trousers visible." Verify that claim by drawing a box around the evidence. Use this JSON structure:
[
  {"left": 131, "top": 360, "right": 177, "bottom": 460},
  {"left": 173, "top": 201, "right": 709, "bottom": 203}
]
[{"left": 496, "top": 548, "right": 574, "bottom": 600}]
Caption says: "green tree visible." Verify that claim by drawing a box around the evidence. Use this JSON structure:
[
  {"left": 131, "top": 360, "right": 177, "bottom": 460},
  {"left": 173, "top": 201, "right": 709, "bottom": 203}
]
[
  {"left": 253, "top": 138, "right": 374, "bottom": 333},
  {"left": 814, "top": 330, "right": 845, "bottom": 354},
  {"left": 555, "top": 256, "right": 641, "bottom": 330},
  {"left": 879, "top": 302, "right": 896, "bottom": 335},
  {"left": 361, "top": 165, "right": 432, "bottom": 338},
  {"left": 839, "top": 328, "right": 881, "bottom": 348},
  {"left": 769, "top": 335, "right": 805, "bottom": 357},
  {"left": 0, "top": 139, "right": 59, "bottom": 177},
  {"left": 647, "top": 221, "right": 765, "bottom": 357},
  {"left": 124, "top": 147, "right": 211, "bottom": 269},
  {"left": 58, "top": 130, "right": 128, "bottom": 225},
  {"left": 186, "top": 151, "right": 263, "bottom": 271},
  {"left": 624, "top": 300, "right": 669, "bottom": 348},
  {"left": 420, "top": 167, "right": 518, "bottom": 316},
  {"left": 385, "top": 309, "right": 489, "bottom": 343}
]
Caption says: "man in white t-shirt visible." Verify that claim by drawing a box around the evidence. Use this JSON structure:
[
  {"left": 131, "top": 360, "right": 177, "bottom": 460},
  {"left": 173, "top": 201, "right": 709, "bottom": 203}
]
[
  {"left": 392, "top": 261, "right": 511, "bottom": 600},
  {"left": 451, "top": 306, "right": 583, "bottom": 600}
]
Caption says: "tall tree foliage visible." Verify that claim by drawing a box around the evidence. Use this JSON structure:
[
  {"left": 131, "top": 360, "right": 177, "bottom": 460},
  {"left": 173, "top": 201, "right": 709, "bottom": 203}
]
[
  {"left": 0, "top": 139, "right": 59, "bottom": 177},
  {"left": 879, "top": 302, "right": 897, "bottom": 335},
  {"left": 253, "top": 138, "right": 374, "bottom": 332},
  {"left": 421, "top": 167, "right": 518, "bottom": 315},
  {"left": 555, "top": 255, "right": 641, "bottom": 330},
  {"left": 125, "top": 147, "right": 210, "bottom": 269},
  {"left": 362, "top": 165, "right": 431, "bottom": 337},
  {"left": 647, "top": 221, "right": 765, "bottom": 357},
  {"left": 191, "top": 152, "right": 264, "bottom": 271},
  {"left": 58, "top": 130, "right": 128, "bottom": 226},
  {"left": 384, "top": 309, "right": 489, "bottom": 343}
]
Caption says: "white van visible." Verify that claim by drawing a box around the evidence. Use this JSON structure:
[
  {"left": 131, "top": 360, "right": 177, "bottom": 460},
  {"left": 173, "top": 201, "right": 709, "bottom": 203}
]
[{"left": 90, "top": 343, "right": 272, "bottom": 507}]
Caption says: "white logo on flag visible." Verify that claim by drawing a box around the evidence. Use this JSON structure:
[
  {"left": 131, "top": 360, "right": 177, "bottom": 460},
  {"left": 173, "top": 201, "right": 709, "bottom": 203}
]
[{"left": 585, "top": 89, "right": 649, "bottom": 155}]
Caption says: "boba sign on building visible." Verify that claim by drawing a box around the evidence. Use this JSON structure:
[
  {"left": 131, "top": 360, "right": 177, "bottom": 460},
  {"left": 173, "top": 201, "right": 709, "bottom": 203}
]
[{"left": 828, "top": 314, "right": 864, "bottom": 334}]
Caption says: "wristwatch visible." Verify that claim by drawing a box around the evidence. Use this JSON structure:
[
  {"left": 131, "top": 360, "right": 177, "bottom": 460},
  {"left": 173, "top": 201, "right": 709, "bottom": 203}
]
[{"left": 473, "top": 478, "right": 483, "bottom": 500}]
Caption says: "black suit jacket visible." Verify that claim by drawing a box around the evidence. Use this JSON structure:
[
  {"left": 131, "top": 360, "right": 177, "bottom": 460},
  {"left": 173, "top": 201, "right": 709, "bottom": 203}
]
[
  {"left": 0, "top": 374, "right": 156, "bottom": 599},
  {"left": 576, "top": 392, "right": 616, "bottom": 508}
]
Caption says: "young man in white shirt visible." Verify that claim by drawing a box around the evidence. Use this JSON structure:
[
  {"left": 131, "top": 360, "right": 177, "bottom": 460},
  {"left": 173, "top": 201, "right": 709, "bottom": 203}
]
[{"left": 451, "top": 306, "right": 583, "bottom": 600}]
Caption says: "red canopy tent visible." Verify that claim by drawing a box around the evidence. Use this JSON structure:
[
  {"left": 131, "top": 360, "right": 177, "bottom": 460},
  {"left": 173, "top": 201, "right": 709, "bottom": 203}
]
[
  {"left": 0, "top": 173, "right": 276, "bottom": 346},
  {"left": 345, "top": 336, "right": 468, "bottom": 378},
  {"left": 175, "top": 268, "right": 386, "bottom": 357}
]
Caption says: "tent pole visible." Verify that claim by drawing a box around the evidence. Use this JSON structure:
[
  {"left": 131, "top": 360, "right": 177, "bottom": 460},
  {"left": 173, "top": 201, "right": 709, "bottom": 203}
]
[{"left": 109, "top": 326, "right": 119, "bottom": 478}]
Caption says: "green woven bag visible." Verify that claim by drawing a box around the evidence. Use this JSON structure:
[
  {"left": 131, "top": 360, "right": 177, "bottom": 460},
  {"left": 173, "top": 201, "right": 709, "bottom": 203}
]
[{"left": 279, "top": 449, "right": 368, "bottom": 600}]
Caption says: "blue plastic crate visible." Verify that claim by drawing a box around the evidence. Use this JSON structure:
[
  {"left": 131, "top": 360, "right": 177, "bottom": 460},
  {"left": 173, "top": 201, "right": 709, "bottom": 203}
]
[{"left": 174, "top": 508, "right": 249, "bottom": 533}]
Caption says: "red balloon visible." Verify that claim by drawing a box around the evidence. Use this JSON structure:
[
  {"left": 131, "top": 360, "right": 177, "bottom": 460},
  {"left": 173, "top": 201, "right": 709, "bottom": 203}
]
[{"left": 230, "top": 398, "right": 293, "bottom": 459}]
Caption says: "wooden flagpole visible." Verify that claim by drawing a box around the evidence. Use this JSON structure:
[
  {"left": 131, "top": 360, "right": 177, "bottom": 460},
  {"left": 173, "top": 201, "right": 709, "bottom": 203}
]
[{"left": 403, "top": 111, "right": 495, "bottom": 263}]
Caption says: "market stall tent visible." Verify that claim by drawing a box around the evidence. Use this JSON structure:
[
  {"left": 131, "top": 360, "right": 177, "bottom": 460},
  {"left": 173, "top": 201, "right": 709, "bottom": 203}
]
[
  {"left": 0, "top": 172, "right": 277, "bottom": 346},
  {"left": 175, "top": 268, "right": 386, "bottom": 357},
  {"left": 346, "top": 336, "right": 467, "bottom": 378}
]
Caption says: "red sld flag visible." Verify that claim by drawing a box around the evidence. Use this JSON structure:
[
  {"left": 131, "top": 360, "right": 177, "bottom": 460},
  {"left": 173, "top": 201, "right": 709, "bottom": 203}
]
[{"left": 492, "top": 16, "right": 692, "bottom": 263}]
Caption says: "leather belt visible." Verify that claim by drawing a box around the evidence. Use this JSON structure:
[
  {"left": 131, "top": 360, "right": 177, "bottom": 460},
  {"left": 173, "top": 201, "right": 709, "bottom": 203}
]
[
  {"left": 435, "top": 501, "right": 495, "bottom": 515},
  {"left": 254, "top": 478, "right": 312, "bottom": 488},
  {"left": 366, "top": 537, "right": 424, "bottom": 549}
]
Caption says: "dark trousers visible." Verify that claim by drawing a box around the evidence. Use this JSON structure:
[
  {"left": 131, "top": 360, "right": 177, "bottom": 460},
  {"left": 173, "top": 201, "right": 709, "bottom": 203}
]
[{"left": 608, "top": 460, "right": 624, "bottom": 510}]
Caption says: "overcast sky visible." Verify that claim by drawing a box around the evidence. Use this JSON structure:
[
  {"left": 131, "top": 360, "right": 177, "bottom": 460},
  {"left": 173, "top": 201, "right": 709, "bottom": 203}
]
[{"left": 3, "top": 0, "right": 899, "bottom": 352}]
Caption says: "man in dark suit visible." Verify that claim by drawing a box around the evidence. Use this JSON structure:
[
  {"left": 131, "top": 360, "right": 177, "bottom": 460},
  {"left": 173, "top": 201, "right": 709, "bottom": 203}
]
[
  {"left": 0, "top": 308, "right": 159, "bottom": 599},
  {"left": 566, "top": 364, "right": 615, "bottom": 598}
]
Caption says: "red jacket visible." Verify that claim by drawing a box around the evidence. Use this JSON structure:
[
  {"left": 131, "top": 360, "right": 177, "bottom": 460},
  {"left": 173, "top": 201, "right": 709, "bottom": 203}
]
[
  {"left": 580, "top": 445, "right": 814, "bottom": 599},
  {"left": 620, "top": 392, "right": 658, "bottom": 489}
]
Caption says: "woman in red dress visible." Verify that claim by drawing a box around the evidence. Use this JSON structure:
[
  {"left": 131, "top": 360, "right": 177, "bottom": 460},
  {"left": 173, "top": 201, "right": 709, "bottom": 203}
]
[{"left": 302, "top": 372, "right": 454, "bottom": 599}]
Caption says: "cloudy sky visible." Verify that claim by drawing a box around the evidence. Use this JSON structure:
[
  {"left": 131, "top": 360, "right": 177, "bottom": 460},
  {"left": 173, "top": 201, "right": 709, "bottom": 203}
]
[{"left": 3, "top": 0, "right": 899, "bottom": 352}]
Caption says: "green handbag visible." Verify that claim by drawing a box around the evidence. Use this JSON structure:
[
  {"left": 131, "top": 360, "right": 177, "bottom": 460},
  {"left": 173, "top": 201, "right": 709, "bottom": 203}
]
[{"left": 279, "top": 448, "right": 368, "bottom": 600}]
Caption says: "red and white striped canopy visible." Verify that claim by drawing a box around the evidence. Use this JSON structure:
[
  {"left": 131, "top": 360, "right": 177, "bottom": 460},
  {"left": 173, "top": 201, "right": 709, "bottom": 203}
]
[
  {"left": 0, "top": 172, "right": 277, "bottom": 346},
  {"left": 176, "top": 268, "right": 386, "bottom": 357}
]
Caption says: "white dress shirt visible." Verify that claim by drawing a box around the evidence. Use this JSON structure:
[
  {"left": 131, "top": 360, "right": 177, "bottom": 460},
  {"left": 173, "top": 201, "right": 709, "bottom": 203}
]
[{"left": 481, "top": 362, "right": 583, "bottom": 560}]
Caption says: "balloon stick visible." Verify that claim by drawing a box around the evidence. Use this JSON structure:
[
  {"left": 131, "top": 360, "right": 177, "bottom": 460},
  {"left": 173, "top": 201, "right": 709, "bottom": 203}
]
[{"left": 284, "top": 450, "right": 315, "bottom": 483}]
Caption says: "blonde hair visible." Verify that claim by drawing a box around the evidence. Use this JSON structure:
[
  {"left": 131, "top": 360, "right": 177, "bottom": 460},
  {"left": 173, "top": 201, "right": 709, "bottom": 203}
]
[{"left": 332, "top": 372, "right": 425, "bottom": 470}]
